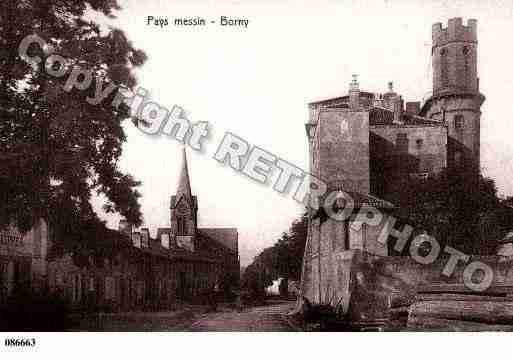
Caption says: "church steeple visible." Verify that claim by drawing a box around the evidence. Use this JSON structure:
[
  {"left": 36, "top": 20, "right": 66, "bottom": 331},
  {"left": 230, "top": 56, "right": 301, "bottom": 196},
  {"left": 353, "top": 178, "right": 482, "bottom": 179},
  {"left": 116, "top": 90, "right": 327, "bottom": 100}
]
[
  {"left": 170, "top": 147, "right": 197, "bottom": 251},
  {"left": 176, "top": 146, "right": 193, "bottom": 204}
]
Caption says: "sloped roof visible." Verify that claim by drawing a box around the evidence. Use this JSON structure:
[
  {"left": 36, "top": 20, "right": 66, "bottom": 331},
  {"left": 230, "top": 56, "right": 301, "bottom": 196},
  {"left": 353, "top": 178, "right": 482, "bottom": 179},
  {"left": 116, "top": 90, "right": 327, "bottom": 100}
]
[
  {"left": 307, "top": 90, "right": 444, "bottom": 127},
  {"left": 499, "top": 231, "right": 513, "bottom": 244},
  {"left": 199, "top": 227, "right": 238, "bottom": 253},
  {"left": 308, "top": 91, "right": 375, "bottom": 107},
  {"left": 171, "top": 147, "right": 197, "bottom": 210},
  {"left": 177, "top": 147, "right": 192, "bottom": 199},
  {"left": 344, "top": 191, "right": 396, "bottom": 209},
  {"left": 369, "top": 107, "right": 444, "bottom": 126},
  {"left": 138, "top": 229, "right": 229, "bottom": 263},
  {"left": 320, "top": 188, "right": 396, "bottom": 210},
  {"left": 154, "top": 226, "right": 238, "bottom": 254},
  {"left": 170, "top": 195, "right": 198, "bottom": 209}
]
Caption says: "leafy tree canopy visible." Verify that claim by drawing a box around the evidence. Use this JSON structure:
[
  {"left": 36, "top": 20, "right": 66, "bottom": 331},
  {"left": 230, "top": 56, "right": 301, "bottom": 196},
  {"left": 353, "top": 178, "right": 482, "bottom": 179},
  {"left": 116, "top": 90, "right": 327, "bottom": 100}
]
[
  {"left": 0, "top": 0, "right": 146, "bottom": 251},
  {"left": 242, "top": 213, "right": 307, "bottom": 294},
  {"left": 387, "top": 171, "right": 513, "bottom": 255}
]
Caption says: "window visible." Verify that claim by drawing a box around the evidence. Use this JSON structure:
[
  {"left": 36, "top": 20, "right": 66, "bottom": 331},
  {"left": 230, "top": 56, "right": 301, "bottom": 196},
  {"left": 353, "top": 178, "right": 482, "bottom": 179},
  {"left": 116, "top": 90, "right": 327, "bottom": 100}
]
[
  {"left": 463, "top": 46, "right": 471, "bottom": 88},
  {"left": 344, "top": 220, "right": 350, "bottom": 250},
  {"left": 440, "top": 48, "right": 449, "bottom": 88},
  {"left": 105, "top": 276, "right": 116, "bottom": 300},
  {"left": 416, "top": 138, "right": 424, "bottom": 149},
  {"left": 454, "top": 115, "right": 464, "bottom": 129},
  {"left": 454, "top": 151, "right": 462, "bottom": 167},
  {"left": 409, "top": 172, "right": 429, "bottom": 181},
  {"left": 177, "top": 216, "right": 186, "bottom": 235}
]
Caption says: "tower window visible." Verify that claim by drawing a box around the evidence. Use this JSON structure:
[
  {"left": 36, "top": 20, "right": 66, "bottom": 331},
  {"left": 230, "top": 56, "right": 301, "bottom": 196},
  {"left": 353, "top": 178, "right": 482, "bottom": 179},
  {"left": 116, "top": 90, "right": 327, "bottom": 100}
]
[
  {"left": 440, "top": 48, "right": 449, "bottom": 88},
  {"left": 416, "top": 138, "right": 424, "bottom": 149},
  {"left": 455, "top": 115, "right": 464, "bottom": 129},
  {"left": 177, "top": 216, "right": 186, "bottom": 235},
  {"left": 463, "top": 46, "right": 471, "bottom": 89}
]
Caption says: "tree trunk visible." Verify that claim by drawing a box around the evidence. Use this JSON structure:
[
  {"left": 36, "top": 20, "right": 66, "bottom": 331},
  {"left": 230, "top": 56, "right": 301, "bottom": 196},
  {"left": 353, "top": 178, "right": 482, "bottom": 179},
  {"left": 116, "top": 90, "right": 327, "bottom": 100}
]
[{"left": 409, "top": 300, "right": 513, "bottom": 325}]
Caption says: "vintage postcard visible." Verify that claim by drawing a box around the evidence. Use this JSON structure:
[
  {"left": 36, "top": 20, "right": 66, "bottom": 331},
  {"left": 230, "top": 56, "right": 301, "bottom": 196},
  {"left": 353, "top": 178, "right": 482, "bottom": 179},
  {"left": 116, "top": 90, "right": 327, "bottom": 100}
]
[{"left": 1, "top": 0, "right": 513, "bottom": 357}]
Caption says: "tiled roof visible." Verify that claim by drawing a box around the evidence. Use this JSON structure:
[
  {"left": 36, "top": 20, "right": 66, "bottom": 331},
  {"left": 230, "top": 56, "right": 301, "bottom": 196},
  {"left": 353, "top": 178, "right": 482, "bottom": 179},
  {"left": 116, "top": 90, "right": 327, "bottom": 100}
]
[
  {"left": 308, "top": 91, "right": 375, "bottom": 107},
  {"left": 136, "top": 231, "right": 229, "bottom": 263},
  {"left": 199, "top": 228, "right": 238, "bottom": 253},
  {"left": 321, "top": 189, "right": 396, "bottom": 210},
  {"left": 369, "top": 107, "right": 444, "bottom": 126},
  {"left": 153, "top": 227, "right": 238, "bottom": 255},
  {"left": 345, "top": 191, "right": 396, "bottom": 209}
]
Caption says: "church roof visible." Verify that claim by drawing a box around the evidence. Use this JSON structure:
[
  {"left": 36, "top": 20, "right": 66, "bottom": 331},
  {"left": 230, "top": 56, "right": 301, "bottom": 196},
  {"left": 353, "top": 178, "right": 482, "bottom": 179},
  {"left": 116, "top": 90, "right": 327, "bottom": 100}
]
[
  {"left": 173, "top": 147, "right": 194, "bottom": 207},
  {"left": 170, "top": 195, "right": 197, "bottom": 209}
]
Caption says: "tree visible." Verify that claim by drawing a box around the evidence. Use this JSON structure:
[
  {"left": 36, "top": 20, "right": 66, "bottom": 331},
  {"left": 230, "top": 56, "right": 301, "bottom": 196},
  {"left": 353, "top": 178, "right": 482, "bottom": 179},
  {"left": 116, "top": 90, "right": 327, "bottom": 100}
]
[
  {"left": 241, "top": 213, "right": 308, "bottom": 296},
  {"left": 388, "top": 170, "right": 513, "bottom": 255},
  {"left": 0, "top": 0, "right": 146, "bottom": 251}
]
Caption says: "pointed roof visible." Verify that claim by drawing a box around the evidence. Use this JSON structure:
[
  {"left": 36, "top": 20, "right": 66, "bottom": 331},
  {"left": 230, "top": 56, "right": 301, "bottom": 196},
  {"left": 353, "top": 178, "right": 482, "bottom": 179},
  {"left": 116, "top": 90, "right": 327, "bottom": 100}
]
[
  {"left": 177, "top": 147, "right": 192, "bottom": 199},
  {"left": 171, "top": 147, "right": 197, "bottom": 209}
]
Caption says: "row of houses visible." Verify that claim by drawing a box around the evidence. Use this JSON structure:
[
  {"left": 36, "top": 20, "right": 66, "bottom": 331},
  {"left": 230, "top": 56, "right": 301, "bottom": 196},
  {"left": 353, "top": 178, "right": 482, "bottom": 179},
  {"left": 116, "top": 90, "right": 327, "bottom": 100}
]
[{"left": 0, "top": 149, "right": 240, "bottom": 312}]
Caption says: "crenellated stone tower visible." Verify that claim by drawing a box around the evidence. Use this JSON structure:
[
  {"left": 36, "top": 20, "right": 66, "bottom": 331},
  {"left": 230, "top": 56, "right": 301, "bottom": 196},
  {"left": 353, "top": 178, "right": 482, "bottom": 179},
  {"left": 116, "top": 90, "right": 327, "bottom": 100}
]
[{"left": 421, "top": 18, "right": 485, "bottom": 181}]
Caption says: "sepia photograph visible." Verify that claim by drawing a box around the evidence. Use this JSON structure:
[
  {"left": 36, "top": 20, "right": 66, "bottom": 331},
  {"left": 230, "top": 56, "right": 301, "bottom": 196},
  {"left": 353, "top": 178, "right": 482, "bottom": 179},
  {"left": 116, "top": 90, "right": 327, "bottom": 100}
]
[{"left": 1, "top": 0, "right": 513, "bottom": 356}]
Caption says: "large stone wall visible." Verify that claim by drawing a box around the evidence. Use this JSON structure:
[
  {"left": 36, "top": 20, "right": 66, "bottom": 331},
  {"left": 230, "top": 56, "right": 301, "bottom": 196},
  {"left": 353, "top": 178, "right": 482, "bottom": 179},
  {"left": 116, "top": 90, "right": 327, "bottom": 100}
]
[
  {"left": 302, "top": 212, "right": 391, "bottom": 315},
  {"left": 423, "top": 96, "right": 482, "bottom": 179},
  {"left": 370, "top": 124, "right": 447, "bottom": 198},
  {"left": 315, "top": 109, "right": 370, "bottom": 193},
  {"left": 302, "top": 244, "right": 513, "bottom": 325}
]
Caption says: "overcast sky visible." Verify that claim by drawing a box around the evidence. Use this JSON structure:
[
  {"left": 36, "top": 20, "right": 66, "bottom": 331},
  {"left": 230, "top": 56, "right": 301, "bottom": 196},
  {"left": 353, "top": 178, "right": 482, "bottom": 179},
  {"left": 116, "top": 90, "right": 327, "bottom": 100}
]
[{"left": 90, "top": 0, "right": 513, "bottom": 266}]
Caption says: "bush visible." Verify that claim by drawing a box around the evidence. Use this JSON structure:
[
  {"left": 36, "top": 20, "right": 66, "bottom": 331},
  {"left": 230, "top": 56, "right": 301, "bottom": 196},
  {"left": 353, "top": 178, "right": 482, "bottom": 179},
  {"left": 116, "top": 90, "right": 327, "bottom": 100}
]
[{"left": 0, "top": 286, "right": 71, "bottom": 331}]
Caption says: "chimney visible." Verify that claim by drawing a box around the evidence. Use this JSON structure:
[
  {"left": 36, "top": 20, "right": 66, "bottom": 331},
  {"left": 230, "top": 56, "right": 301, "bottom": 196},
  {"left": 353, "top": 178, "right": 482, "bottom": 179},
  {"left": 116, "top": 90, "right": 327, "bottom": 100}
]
[
  {"left": 349, "top": 74, "right": 360, "bottom": 111},
  {"left": 118, "top": 219, "right": 132, "bottom": 238},
  {"left": 373, "top": 93, "right": 384, "bottom": 107},
  {"left": 161, "top": 233, "right": 170, "bottom": 249},
  {"left": 140, "top": 228, "right": 150, "bottom": 248},
  {"left": 132, "top": 232, "right": 141, "bottom": 248},
  {"left": 383, "top": 81, "right": 398, "bottom": 110},
  {"left": 405, "top": 101, "right": 421, "bottom": 115}
]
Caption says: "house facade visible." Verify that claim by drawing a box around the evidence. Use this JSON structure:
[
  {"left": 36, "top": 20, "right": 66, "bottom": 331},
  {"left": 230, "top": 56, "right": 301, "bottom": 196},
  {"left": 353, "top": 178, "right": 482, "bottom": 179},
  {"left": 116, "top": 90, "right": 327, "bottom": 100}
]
[{"left": 1, "top": 149, "right": 239, "bottom": 312}]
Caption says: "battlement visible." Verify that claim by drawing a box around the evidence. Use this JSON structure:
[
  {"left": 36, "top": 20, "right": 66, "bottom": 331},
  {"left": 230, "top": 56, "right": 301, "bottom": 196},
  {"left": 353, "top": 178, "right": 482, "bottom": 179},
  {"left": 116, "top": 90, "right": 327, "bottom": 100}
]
[{"left": 432, "top": 18, "right": 477, "bottom": 47}]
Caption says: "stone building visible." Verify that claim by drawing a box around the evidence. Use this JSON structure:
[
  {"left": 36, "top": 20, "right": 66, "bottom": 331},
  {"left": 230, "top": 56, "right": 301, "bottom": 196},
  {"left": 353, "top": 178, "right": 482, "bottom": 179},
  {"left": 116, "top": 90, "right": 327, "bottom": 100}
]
[
  {"left": 0, "top": 219, "right": 49, "bottom": 299},
  {"left": 304, "top": 18, "right": 484, "bottom": 257},
  {"left": 300, "top": 18, "right": 498, "bottom": 321},
  {"left": 46, "top": 148, "right": 239, "bottom": 311},
  {"left": 1, "top": 148, "right": 239, "bottom": 312}
]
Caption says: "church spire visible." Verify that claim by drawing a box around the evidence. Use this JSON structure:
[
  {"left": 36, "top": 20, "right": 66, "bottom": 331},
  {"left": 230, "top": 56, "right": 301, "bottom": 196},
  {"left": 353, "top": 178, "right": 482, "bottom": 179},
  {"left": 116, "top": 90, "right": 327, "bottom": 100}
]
[
  {"left": 170, "top": 147, "right": 198, "bottom": 251},
  {"left": 176, "top": 146, "right": 193, "bottom": 202}
]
